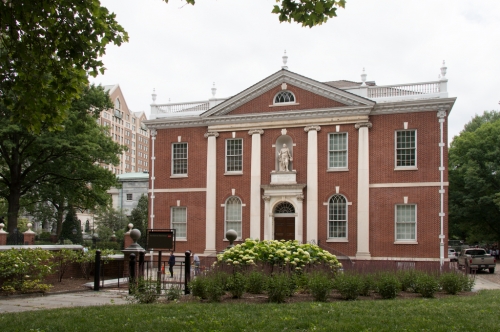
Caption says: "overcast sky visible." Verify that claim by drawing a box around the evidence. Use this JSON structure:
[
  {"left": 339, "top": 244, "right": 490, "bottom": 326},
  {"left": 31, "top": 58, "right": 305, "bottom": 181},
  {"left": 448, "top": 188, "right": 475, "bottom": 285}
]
[{"left": 90, "top": 0, "right": 500, "bottom": 142}]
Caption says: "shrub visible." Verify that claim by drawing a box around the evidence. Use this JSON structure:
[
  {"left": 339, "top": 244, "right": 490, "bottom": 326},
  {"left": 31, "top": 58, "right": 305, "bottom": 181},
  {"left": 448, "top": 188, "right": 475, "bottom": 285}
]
[
  {"left": 266, "top": 273, "right": 290, "bottom": 303},
  {"left": 205, "top": 272, "right": 227, "bottom": 302},
  {"left": 166, "top": 284, "right": 182, "bottom": 301},
  {"left": 227, "top": 272, "right": 246, "bottom": 299},
  {"left": 95, "top": 241, "right": 121, "bottom": 251},
  {"left": 128, "top": 278, "right": 160, "bottom": 304},
  {"left": 38, "top": 232, "right": 52, "bottom": 242},
  {"left": 54, "top": 249, "right": 79, "bottom": 282},
  {"left": 398, "top": 269, "right": 420, "bottom": 292},
  {"left": 376, "top": 273, "right": 401, "bottom": 299},
  {"left": 333, "top": 273, "right": 362, "bottom": 300},
  {"left": 415, "top": 273, "right": 440, "bottom": 298},
  {"left": 440, "top": 272, "right": 464, "bottom": 295},
  {"left": 307, "top": 271, "right": 333, "bottom": 302},
  {"left": 359, "top": 274, "right": 375, "bottom": 296},
  {"left": 461, "top": 274, "right": 475, "bottom": 292},
  {"left": 189, "top": 276, "right": 208, "bottom": 299},
  {"left": 246, "top": 270, "right": 266, "bottom": 294}
]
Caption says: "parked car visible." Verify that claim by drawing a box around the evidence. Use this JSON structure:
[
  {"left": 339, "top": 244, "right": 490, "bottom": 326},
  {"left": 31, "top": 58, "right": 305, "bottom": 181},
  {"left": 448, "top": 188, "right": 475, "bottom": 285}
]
[
  {"left": 458, "top": 248, "right": 496, "bottom": 273},
  {"left": 448, "top": 248, "right": 458, "bottom": 262}
]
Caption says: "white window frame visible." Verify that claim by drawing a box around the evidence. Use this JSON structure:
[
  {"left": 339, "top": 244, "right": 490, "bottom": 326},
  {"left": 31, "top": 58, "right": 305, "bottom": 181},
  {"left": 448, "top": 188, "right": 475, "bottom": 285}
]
[
  {"left": 328, "top": 132, "right": 348, "bottom": 170},
  {"left": 272, "top": 90, "right": 297, "bottom": 105},
  {"left": 225, "top": 138, "right": 243, "bottom": 174},
  {"left": 395, "top": 204, "right": 417, "bottom": 243},
  {"left": 395, "top": 130, "right": 417, "bottom": 170},
  {"left": 172, "top": 142, "right": 188, "bottom": 176},
  {"left": 171, "top": 207, "right": 187, "bottom": 239},
  {"left": 225, "top": 196, "right": 242, "bottom": 239},
  {"left": 327, "top": 194, "right": 348, "bottom": 241}
]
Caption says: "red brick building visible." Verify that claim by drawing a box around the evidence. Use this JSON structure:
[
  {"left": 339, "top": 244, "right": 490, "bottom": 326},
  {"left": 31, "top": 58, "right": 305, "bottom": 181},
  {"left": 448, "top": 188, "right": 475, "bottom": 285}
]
[{"left": 144, "top": 62, "right": 455, "bottom": 265}]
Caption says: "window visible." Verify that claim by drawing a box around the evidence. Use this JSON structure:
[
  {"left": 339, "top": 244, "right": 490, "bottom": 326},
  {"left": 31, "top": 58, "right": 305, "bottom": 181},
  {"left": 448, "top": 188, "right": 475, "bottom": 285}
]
[
  {"left": 115, "top": 98, "right": 120, "bottom": 110},
  {"left": 274, "top": 90, "right": 295, "bottom": 104},
  {"left": 126, "top": 194, "right": 133, "bottom": 201},
  {"left": 328, "top": 133, "right": 347, "bottom": 168},
  {"left": 396, "top": 130, "right": 416, "bottom": 167},
  {"left": 328, "top": 195, "right": 347, "bottom": 239},
  {"left": 226, "top": 139, "right": 242, "bottom": 172},
  {"left": 396, "top": 205, "right": 416, "bottom": 241},
  {"left": 172, "top": 143, "right": 188, "bottom": 175},
  {"left": 225, "top": 196, "right": 242, "bottom": 239},
  {"left": 171, "top": 207, "right": 187, "bottom": 238}
]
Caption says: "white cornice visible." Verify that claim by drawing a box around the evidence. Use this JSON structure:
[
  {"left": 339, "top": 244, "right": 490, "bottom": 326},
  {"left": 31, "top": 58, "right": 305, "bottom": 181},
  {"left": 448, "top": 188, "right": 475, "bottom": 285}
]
[
  {"left": 372, "top": 98, "right": 456, "bottom": 115},
  {"left": 202, "top": 70, "right": 375, "bottom": 117}
]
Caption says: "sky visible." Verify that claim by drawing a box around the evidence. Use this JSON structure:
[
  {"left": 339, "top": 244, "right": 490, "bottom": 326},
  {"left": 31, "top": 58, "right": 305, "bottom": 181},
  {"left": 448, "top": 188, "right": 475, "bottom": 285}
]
[{"left": 90, "top": 0, "right": 500, "bottom": 142}]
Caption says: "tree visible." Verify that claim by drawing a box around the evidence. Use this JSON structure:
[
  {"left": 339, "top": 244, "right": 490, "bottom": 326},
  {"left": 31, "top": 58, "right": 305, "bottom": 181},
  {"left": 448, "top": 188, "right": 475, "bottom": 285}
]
[
  {"left": 0, "top": 1, "right": 128, "bottom": 133},
  {"left": 449, "top": 111, "right": 500, "bottom": 243},
  {"left": 166, "top": 0, "right": 346, "bottom": 28},
  {"left": 0, "top": 84, "right": 123, "bottom": 234},
  {"left": 94, "top": 206, "right": 128, "bottom": 242},
  {"left": 61, "top": 207, "right": 83, "bottom": 245},
  {"left": 129, "top": 194, "right": 148, "bottom": 248}
]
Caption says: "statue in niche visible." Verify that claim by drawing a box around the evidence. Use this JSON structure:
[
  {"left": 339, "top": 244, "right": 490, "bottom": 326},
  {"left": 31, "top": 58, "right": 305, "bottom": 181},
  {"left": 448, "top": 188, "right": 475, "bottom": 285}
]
[{"left": 278, "top": 143, "right": 293, "bottom": 171}]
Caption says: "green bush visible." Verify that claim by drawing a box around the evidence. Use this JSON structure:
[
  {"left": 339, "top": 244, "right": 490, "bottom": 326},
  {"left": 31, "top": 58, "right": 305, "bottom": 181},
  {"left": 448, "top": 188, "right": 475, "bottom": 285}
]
[
  {"left": 266, "top": 273, "right": 290, "bottom": 303},
  {"left": 376, "top": 273, "right": 401, "bottom": 299},
  {"left": 189, "top": 276, "right": 208, "bottom": 299},
  {"left": 95, "top": 241, "right": 121, "bottom": 251},
  {"left": 246, "top": 270, "right": 266, "bottom": 294},
  {"left": 415, "top": 273, "right": 440, "bottom": 298},
  {"left": 128, "top": 278, "right": 160, "bottom": 304},
  {"left": 227, "top": 272, "right": 246, "bottom": 299},
  {"left": 359, "top": 274, "right": 375, "bottom": 296},
  {"left": 166, "top": 284, "right": 182, "bottom": 301},
  {"left": 461, "top": 274, "right": 475, "bottom": 292},
  {"left": 333, "top": 273, "right": 362, "bottom": 300},
  {"left": 38, "top": 232, "right": 52, "bottom": 242},
  {"left": 440, "top": 272, "right": 464, "bottom": 295},
  {"left": 398, "top": 269, "right": 420, "bottom": 292},
  {"left": 205, "top": 272, "right": 227, "bottom": 302},
  {"left": 307, "top": 271, "right": 333, "bottom": 302}
]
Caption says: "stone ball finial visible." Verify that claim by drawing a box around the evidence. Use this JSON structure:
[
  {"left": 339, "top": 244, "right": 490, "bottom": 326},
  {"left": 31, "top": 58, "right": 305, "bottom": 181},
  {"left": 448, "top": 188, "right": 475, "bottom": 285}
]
[
  {"left": 127, "top": 223, "right": 133, "bottom": 233},
  {"left": 130, "top": 229, "right": 141, "bottom": 243},
  {"left": 27, "top": 223, "right": 33, "bottom": 231},
  {"left": 226, "top": 229, "right": 238, "bottom": 247},
  {"left": 0, "top": 223, "right": 5, "bottom": 233}
]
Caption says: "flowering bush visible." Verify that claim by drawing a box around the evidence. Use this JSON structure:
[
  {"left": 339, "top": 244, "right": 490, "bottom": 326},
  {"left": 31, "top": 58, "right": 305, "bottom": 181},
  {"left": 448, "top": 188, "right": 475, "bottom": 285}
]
[{"left": 217, "top": 239, "right": 342, "bottom": 271}]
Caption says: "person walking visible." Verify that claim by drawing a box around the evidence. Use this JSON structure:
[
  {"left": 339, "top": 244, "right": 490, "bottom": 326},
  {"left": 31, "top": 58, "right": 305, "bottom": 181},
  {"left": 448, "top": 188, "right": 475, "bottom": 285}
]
[
  {"left": 193, "top": 252, "right": 200, "bottom": 276},
  {"left": 168, "top": 251, "right": 175, "bottom": 278}
]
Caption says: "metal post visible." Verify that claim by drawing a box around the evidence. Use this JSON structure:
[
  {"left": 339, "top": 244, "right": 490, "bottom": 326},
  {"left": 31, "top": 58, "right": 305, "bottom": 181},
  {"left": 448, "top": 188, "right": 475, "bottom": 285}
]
[
  {"left": 129, "top": 253, "right": 136, "bottom": 295},
  {"left": 156, "top": 251, "right": 162, "bottom": 294},
  {"left": 184, "top": 251, "right": 191, "bottom": 295},
  {"left": 139, "top": 251, "right": 145, "bottom": 278},
  {"left": 94, "top": 250, "right": 101, "bottom": 291}
]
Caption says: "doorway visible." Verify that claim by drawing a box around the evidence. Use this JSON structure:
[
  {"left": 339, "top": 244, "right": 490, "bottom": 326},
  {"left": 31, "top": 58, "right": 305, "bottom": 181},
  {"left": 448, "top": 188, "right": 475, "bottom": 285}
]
[{"left": 274, "top": 217, "right": 295, "bottom": 241}]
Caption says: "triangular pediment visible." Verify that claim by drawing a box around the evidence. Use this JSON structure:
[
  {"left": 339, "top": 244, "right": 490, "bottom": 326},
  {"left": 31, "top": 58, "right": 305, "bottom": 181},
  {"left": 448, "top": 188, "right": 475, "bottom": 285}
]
[{"left": 202, "top": 70, "right": 375, "bottom": 118}]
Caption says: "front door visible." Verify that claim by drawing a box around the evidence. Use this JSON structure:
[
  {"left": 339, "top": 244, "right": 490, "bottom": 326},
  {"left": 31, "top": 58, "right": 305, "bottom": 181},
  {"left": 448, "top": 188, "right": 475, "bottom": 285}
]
[{"left": 274, "top": 217, "right": 295, "bottom": 241}]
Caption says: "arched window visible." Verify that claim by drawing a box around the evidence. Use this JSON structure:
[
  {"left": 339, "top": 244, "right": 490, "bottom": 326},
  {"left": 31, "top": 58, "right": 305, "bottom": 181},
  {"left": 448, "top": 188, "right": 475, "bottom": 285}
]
[
  {"left": 115, "top": 98, "right": 121, "bottom": 110},
  {"left": 274, "top": 90, "right": 295, "bottom": 104},
  {"left": 225, "top": 196, "right": 242, "bottom": 239},
  {"left": 274, "top": 201, "right": 295, "bottom": 214},
  {"left": 328, "top": 195, "right": 347, "bottom": 239}
]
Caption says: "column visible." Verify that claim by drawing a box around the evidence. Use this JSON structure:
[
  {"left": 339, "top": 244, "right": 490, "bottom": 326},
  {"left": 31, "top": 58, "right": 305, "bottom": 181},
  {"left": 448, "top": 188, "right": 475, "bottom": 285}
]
[
  {"left": 249, "top": 129, "right": 264, "bottom": 239},
  {"left": 355, "top": 122, "right": 372, "bottom": 259},
  {"left": 296, "top": 194, "right": 304, "bottom": 242},
  {"left": 304, "top": 125, "right": 321, "bottom": 243},
  {"left": 262, "top": 196, "right": 271, "bottom": 240},
  {"left": 204, "top": 131, "right": 219, "bottom": 254},
  {"left": 149, "top": 129, "right": 157, "bottom": 229}
]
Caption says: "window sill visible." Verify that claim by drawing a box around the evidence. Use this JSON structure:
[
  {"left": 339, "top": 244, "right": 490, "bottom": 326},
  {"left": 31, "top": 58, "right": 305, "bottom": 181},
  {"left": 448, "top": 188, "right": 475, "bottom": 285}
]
[
  {"left": 394, "top": 241, "right": 418, "bottom": 245},
  {"left": 269, "top": 102, "right": 300, "bottom": 107},
  {"left": 223, "top": 238, "right": 243, "bottom": 242},
  {"left": 176, "top": 238, "right": 187, "bottom": 242},
  {"left": 170, "top": 174, "right": 188, "bottom": 178},
  {"left": 394, "top": 167, "right": 418, "bottom": 171},
  {"left": 327, "top": 168, "right": 349, "bottom": 172},
  {"left": 326, "top": 238, "right": 348, "bottom": 243},
  {"left": 224, "top": 171, "right": 243, "bottom": 176}
]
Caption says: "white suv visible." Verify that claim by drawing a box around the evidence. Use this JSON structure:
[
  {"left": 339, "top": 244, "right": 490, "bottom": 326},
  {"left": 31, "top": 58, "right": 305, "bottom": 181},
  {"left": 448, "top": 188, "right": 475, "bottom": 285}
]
[{"left": 448, "top": 248, "right": 458, "bottom": 262}]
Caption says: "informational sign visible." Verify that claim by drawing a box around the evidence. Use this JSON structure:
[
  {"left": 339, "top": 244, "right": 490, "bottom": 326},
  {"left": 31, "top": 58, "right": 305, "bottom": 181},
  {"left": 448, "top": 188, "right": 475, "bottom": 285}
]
[{"left": 146, "top": 229, "right": 175, "bottom": 251}]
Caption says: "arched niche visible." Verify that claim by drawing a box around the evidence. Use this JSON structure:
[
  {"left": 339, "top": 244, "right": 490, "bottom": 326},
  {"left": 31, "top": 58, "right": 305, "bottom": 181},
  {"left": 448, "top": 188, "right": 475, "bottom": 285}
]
[{"left": 275, "top": 135, "right": 294, "bottom": 171}]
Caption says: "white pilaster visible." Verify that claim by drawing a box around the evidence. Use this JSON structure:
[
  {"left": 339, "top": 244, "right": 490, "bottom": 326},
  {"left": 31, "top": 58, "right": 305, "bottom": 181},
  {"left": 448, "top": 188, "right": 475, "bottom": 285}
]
[
  {"left": 296, "top": 194, "right": 304, "bottom": 242},
  {"left": 149, "top": 129, "right": 157, "bottom": 230},
  {"left": 304, "top": 125, "right": 321, "bottom": 243},
  {"left": 204, "top": 131, "right": 219, "bottom": 254},
  {"left": 355, "top": 122, "right": 372, "bottom": 259},
  {"left": 263, "top": 196, "right": 271, "bottom": 240},
  {"left": 437, "top": 110, "right": 447, "bottom": 267},
  {"left": 249, "top": 129, "right": 264, "bottom": 239}
]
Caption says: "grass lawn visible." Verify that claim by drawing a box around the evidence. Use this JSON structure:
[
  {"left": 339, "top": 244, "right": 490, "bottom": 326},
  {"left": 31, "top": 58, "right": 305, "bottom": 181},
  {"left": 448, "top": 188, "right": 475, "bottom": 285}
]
[{"left": 1, "top": 290, "right": 499, "bottom": 331}]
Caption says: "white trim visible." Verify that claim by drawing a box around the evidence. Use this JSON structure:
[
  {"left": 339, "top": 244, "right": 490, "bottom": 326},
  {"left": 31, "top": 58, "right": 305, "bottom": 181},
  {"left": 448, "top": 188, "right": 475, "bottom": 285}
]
[
  {"left": 224, "top": 196, "right": 243, "bottom": 239},
  {"left": 170, "top": 174, "right": 188, "bottom": 178},
  {"left": 224, "top": 171, "right": 243, "bottom": 176},
  {"left": 171, "top": 142, "right": 188, "bottom": 176},
  {"left": 394, "top": 241, "right": 418, "bottom": 245},
  {"left": 327, "top": 168, "right": 349, "bottom": 172},
  {"left": 394, "top": 166, "right": 418, "bottom": 171},
  {"left": 225, "top": 138, "right": 243, "bottom": 173},
  {"left": 395, "top": 204, "right": 417, "bottom": 242},
  {"left": 369, "top": 182, "right": 448, "bottom": 188},
  {"left": 171, "top": 206, "right": 187, "bottom": 239},
  {"left": 150, "top": 188, "right": 206, "bottom": 192},
  {"left": 273, "top": 90, "right": 297, "bottom": 105},
  {"left": 327, "top": 194, "right": 348, "bottom": 240},
  {"left": 326, "top": 239, "right": 348, "bottom": 243},
  {"left": 395, "top": 129, "right": 417, "bottom": 168},
  {"left": 269, "top": 103, "right": 300, "bottom": 107},
  {"left": 369, "top": 257, "right": 441, "bottom": 261},
  {"left": 328, "top": 132, "right": 348, "bottom": 169}
]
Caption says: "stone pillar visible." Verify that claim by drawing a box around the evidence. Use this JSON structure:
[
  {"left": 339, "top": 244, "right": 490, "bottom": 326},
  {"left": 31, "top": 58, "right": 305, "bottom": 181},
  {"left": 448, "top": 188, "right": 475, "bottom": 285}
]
[
  {"left": 0, "top": 223, "right": 7, "bottom": 245},
  {"left": 304, "top": 125, "right": 321, "bottom": 243},
  {"left": 355, "top": 122, "right": 372, "bottom": 259},
  {"left": 249, "top": 129, "right": 264, "bottom": 239},
  {"left": 296, "top": 194, "right": 304, "bottom": 242},
  {"left": 23, "top": 223, "right": 35, "bottom": 245},
  {"left": 262, "top": 196, "right": 271, "bottom": 240},
  {"left": 204, "top": 131, "right": 219, "bottom": 254}
]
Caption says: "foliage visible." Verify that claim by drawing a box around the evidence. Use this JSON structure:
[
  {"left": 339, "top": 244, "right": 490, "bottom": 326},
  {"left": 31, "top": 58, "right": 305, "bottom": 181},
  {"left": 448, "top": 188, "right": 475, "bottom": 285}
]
[
  {"left": 265, "top": 273, "right": 291, "bottom": 303},
  {"left": 414, "top": 273, "right": 440, "bottom": 298},
  {"left": 397, "top": 269, "right": 421, "bottom": 293},
  {"left": 217, "top": 239, "right": 342, "bottom": 272},
  {"left": 449, "top": 112, "right": 500, "bottom": 242},
  {"left": 440, "top": 272, "right": 466, "bottom": 295},
  {"left": 189, "top": 276, "right": 208, "bottom": 299},
  {"left": 53, "top": 249, "right": 79, "bottom": 282},
  {"left": 0, "top": 248, "right": 54, "bottom": 292},
  {"left": 129, "top": 194, "right": 148, "bottom": 248},
  {"left": 77, "top": 249, "right": 115, "bottom": 280},
  {"left": 127, "top": 278, "right": 160, "bottom": 304},
  {"left": 94, "top": 241, "right": 121, "bottom": 251},
  {"left": 375, "top": 272, "right": 401, "bottom": 299},
  {"left": 95, "top": 206, "right": 128, "bottom": 242},
  {"left": 246, "top": 270, "right": 266, "bottom": 294},
  {"left": 0, "top": 0, "right": 128, "bottom": 132},
  {"left": 61, "top": 208, "right": 83, "bottom": 244},
  {"left": 166, "top": 284, "right": 182, "bottom": 301},
  {"left": 333, "top": 273, "right": 362, "bottom": 300},
  {"left": 227, "top": 272, "right": 246, "bottom": 299},
  {"left": 359, "top": 273, "right": 375, "bottom": 296},
  {"left": 205, "top": 272, "right": 228, "bottom": 302},
  {"left": 307, "top": 271, "right": 333, "bottom": 302}
]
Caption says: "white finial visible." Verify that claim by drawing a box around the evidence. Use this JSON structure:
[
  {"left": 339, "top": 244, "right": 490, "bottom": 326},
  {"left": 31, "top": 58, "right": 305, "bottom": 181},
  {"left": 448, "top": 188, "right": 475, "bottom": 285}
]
[
  {"left": 211, "top": 82, "right": 216, "bottom": 98},
  {"left": 152, "top": 88, "right": 157, "bottom": 104},
  {"left": 282, "top": 50, "right": 288, "bottom": 70},
  {"left": 361, "top": 68, "right": 367, "bottom": 86},
  {"left": 440, "top": 60, "right": 447, "bottom": 79}
]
